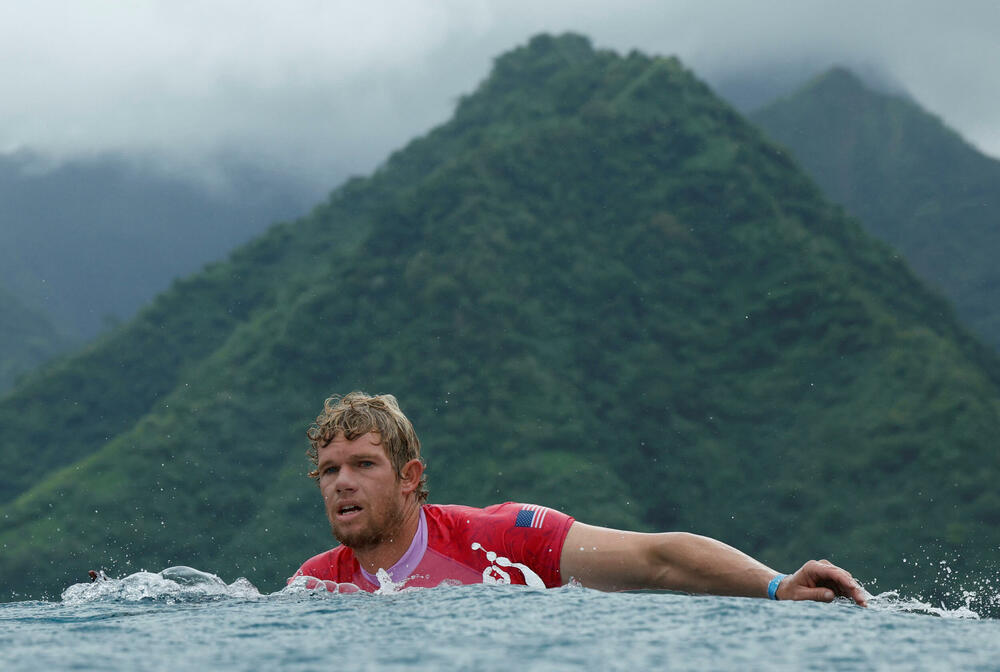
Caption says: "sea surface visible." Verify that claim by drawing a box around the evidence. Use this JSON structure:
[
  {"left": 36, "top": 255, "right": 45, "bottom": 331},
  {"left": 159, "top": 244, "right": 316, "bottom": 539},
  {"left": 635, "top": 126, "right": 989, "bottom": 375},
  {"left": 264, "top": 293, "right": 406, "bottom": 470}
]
[{"left": 3, "top": 567, "right": 1000, "bottom": 671}]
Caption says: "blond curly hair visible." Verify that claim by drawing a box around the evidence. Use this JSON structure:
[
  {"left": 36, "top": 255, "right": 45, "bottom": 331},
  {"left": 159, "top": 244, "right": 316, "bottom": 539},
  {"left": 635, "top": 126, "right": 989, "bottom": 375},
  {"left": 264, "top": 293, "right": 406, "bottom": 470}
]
[{"left": 306, "top": 391, "right": 428, "bottom": 501}]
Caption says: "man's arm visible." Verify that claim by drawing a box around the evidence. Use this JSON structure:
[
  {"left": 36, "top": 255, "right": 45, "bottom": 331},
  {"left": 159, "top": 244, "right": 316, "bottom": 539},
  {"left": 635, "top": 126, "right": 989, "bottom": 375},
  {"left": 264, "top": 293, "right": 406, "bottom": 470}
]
[{"left": 559, "top": 522, "right": 868, "bottom": 606}]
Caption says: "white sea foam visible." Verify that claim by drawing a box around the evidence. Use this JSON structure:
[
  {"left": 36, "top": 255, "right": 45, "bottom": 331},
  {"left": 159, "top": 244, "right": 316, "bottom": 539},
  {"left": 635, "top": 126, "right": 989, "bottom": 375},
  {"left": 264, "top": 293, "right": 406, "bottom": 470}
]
[
  {"left": 58, "top": 560, "right": 999, "bottom": 621},
  {"left": 864, "top": 555, "right": 1000, "bottom": 619},
  {"left": 374, "top": 567, "right": 404, "bottom": 594},
  {"left": 60, "top": 566, "right": 261, "bottom": 604},
  {"left": 281, "top": 575, "right": 363, "bottom": 595},
  {"left": 867, "top": 590, "right": 982, "bottom": 619}
]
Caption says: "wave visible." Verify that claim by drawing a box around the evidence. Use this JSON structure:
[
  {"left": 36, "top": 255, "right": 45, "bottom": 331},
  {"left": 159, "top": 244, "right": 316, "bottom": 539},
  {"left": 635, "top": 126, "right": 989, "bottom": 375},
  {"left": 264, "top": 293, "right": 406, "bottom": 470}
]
[
  {"left": 59, "top": 564, "right": 996, "bottom": 619},
  {"left": 866, "top": 590, "right": 982, "bottom": 619},
  {"left": 60, "top": 566, "right": 263, "bottom": 604},
  {"left": 59, "top": 566, "right": 421, "bottom": 604}
]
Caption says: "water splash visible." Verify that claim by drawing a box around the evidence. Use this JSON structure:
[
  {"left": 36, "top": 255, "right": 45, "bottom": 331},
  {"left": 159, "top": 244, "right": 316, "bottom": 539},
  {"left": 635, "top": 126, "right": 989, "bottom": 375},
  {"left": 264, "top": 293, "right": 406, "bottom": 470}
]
[
  {"left": 61, "top": 566, "right": 260, "bottom": 604},
  {"left": 374, "top": 568, "right": 405, "bottom": 594},
  {"left": 872, "top": 553, "right": 1000, "bottom": 619},
  {"left": 282, "top": 575, "right": 362, "bottom": 595},
  {"left": 867, "top": 591, "right": 981, "bottom": 619}
]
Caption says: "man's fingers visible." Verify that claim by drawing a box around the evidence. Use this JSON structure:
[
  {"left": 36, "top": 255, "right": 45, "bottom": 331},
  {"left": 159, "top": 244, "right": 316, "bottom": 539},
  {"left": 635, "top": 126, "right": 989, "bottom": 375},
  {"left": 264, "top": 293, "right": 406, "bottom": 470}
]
[
  {"left": 807, "top": 561, "right": 853, "bottom": 587},
  {"left": 813, "top": 562, "right": 868, "bottom": 606},
  {"left": 790, "top": 586, "right": 836, "bottom": 602},
  {"left": 839, "top": 579, "right": 869, "bottom": 607}
]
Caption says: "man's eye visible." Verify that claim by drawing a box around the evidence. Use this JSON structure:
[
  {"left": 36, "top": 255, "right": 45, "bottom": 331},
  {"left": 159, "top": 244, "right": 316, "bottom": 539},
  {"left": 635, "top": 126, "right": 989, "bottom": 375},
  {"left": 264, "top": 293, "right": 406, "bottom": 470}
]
[
  {"left": 323, "top": 466, "right": 339, "bottom": 475},
  {"left": 359, "top": 461, "right": 374, "bottom": 468}
]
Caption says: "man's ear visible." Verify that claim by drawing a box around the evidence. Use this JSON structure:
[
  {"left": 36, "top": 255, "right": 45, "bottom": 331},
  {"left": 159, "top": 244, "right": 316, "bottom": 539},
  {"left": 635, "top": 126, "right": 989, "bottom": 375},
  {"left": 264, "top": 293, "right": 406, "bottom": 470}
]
[{"left": 398, "top": 459, "right": 424, "bottom": 495}]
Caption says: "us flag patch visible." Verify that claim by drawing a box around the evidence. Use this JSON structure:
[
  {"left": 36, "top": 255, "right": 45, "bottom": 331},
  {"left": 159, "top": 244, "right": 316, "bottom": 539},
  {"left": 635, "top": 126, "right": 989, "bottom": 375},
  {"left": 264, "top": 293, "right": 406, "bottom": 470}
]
[{"left": 514, "top": 505, "right": 549, "bottom": 529}]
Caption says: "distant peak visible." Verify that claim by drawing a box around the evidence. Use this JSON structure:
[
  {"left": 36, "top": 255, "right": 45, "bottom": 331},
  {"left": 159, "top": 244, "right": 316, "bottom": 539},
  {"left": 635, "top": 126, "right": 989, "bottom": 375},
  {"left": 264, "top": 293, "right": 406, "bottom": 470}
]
[
  {"left": 525, "top": 32, "right": 595, "bottom": 59},
  {"left": 492, "top": 32, "right": 597, "bottom": 73},
  {"left": 808, "top": 66, "right": 869, "bottom": 95},
  {"left": 452, "top": 32, "right": 611, "bottom": 124}
]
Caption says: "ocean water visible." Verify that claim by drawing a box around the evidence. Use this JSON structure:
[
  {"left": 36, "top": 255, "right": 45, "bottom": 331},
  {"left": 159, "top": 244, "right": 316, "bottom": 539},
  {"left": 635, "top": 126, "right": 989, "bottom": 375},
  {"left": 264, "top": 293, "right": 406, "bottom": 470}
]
[{"left": 3, "top": 568, "right": 1000, "bottom": 671}]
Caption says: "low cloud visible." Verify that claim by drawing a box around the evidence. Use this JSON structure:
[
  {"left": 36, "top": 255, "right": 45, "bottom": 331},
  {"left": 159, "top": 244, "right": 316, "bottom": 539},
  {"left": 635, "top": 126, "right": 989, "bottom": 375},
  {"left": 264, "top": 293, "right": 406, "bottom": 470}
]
[{"left": 2, "top": 1, "right": 997, "bottom": 190}]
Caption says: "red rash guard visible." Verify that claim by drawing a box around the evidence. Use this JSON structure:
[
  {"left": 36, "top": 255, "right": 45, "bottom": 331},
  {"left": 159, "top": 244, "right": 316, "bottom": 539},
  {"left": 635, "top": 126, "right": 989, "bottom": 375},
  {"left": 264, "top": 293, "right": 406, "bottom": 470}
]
[{"left": 290, "top": 502, "right": 575, "bottom": 592}]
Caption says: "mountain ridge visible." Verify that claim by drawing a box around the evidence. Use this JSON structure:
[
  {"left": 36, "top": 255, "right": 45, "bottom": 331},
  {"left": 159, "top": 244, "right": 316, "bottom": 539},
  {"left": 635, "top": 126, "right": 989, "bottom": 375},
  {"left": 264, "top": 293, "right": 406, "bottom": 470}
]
[{"left": 752, "top": 67, "right": 1000, "bottom": 350}]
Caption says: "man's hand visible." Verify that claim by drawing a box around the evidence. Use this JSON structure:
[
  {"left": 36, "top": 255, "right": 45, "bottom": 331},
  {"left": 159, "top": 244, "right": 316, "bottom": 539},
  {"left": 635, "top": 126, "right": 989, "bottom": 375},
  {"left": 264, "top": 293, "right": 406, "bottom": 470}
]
[{"left": 775, "top": 559, "right": 868, "bottom": 606}]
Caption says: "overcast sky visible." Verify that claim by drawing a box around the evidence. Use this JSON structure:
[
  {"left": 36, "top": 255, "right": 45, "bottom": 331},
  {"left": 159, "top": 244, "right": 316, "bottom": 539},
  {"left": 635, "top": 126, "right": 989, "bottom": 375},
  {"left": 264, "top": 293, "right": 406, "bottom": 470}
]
[{"left": 2, "top": 0, "right": 997, "bottom": 191}]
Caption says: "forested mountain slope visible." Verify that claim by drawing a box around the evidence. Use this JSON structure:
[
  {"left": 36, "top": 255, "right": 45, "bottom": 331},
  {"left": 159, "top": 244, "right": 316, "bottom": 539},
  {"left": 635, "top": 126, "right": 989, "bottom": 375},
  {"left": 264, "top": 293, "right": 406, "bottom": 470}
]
[
  {"left": 0, "top": 284, "right": 68, "bottom": 394},
  {"left": 752, "top": 67, "right": 1000, "bottom": 350},
  {"left": 2, "top": 35, "right": 999, "bottom": 605}
]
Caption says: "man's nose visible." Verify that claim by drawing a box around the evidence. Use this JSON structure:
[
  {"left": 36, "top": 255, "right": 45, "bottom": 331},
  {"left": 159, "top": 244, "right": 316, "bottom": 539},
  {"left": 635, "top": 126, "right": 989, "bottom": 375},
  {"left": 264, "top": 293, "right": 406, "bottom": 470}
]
[{"left": 334, "top": 466, "right": 357, "bottom": 492}]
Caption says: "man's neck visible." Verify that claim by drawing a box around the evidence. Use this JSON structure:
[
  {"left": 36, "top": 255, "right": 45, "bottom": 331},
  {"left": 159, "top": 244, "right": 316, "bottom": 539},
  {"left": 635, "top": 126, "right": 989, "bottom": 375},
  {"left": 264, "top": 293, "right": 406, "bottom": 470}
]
[{"left": 353, "top": 500, "right": 422, "bottom": 575}]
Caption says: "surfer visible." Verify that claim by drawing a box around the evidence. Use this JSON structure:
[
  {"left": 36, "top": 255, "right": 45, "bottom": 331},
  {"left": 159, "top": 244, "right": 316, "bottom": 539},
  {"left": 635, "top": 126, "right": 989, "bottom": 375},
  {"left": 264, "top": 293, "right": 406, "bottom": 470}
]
[{"left": 291, "top": 392, "right": 868, "bottom": 605}]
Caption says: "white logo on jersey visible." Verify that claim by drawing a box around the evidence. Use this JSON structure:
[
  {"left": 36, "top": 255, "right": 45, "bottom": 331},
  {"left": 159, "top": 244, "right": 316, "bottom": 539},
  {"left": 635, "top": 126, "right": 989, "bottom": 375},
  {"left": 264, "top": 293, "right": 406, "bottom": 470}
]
[{"left": 471, "top": 542, "right": 545, "bottom": 588}]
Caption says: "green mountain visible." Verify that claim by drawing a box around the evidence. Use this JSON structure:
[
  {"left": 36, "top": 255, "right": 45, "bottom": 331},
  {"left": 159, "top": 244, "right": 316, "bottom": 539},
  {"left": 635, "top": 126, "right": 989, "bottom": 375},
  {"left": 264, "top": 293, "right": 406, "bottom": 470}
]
[
  {"left": 3, "top": 35, "right": 1000, "bottom": 607},
  {"left": 0, "top": 152, "right": 317, "bottom": 342},
  {"left": 751, "top": 67, "right": 1000, "bottom": 351},
  {"left": 0, "top": 284, "right": 68, "bottom": 394}
]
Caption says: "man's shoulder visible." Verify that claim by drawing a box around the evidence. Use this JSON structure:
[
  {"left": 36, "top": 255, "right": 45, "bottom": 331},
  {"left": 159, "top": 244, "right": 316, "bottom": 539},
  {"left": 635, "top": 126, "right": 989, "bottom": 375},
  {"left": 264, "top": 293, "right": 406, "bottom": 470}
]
[
  {"left": 423, "top": 502, "right": 573, "bottom": 538},
  {"left": 423, "top": 502, "right": 534, "bottom": 522},
  {"left": 422, "top": 502, "right": 575, "bottom": 588}
]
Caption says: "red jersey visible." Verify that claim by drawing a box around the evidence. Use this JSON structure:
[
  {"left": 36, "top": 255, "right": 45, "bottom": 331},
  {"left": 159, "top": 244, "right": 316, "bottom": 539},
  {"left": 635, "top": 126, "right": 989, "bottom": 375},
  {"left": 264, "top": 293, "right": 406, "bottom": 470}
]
[{"left": 290, "top": 502, "right": 574, "bottom": 592}]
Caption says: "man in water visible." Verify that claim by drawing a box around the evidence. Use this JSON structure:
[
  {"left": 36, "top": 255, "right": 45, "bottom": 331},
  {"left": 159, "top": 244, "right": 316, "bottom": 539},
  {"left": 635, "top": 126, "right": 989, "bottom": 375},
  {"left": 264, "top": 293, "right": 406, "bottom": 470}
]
[{"left": 291, "top": 392, "right": 868, "bottom": 605}]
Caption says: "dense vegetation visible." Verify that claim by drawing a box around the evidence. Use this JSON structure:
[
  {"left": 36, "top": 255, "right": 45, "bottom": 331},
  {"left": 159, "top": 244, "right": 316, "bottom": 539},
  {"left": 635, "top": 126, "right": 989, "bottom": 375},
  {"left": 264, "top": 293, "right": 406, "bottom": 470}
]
[
  {"left": 752, "top": 68, "right": 1000, "bottom": 351},
  {"left": 2, "top": 35, "right": 999, "bottom": 609},
  {"left": 0, "top": 284, "right": 68, "bottom": 394}
]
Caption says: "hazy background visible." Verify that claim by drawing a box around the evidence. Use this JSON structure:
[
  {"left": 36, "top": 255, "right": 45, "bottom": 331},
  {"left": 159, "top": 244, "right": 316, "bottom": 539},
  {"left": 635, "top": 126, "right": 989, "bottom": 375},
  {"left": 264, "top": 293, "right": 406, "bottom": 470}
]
[{"left": 2, "top": 0, "right": 998, "bottom": 191}]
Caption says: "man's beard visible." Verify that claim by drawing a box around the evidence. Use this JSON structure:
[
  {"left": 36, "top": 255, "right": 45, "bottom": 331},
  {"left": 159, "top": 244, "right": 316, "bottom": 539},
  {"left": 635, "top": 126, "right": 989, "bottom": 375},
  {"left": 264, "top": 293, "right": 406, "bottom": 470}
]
[{"left": 329, "top": 498, "right": 406, "bottom": 552}]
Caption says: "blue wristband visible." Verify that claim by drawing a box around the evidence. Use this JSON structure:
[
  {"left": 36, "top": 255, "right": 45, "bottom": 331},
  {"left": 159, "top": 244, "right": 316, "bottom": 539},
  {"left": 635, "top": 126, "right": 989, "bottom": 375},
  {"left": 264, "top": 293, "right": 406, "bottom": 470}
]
[{"left": 768, "top": 574, "right": 787, "bottom": 600}]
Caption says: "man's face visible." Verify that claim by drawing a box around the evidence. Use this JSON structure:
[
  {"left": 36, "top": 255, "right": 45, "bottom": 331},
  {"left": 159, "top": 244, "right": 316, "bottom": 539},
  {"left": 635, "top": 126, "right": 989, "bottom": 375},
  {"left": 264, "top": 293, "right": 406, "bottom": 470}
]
[{"left": 316, "top": 431, "right": 406, "bottom": 550}]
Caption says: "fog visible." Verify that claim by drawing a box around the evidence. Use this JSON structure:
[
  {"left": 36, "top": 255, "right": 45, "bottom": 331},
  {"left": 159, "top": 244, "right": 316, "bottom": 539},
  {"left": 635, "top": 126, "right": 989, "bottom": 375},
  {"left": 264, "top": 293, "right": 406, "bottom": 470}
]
[{"left": 2, "top": 1, "right": 997, "bottom": 190}]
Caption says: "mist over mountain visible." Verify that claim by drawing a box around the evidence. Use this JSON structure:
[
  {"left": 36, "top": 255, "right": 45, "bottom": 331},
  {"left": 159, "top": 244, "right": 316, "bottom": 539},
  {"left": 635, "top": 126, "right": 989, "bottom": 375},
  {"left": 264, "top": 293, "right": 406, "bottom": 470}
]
[
  {"left": 2, "top": 34, "right": 999, "bottom": 608},
  {"left": 0, "top": 151, "right": 321, "bottom": 342},
  {"left": 0, "top": 283, "right": 67, "bottom": 394},
  {"left": 713, "top": 62, "right": 909, "bottom": 115},
  {"left": 752, "top": 68, "right": 1000, "bottom": 350}
]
